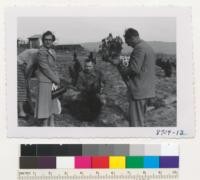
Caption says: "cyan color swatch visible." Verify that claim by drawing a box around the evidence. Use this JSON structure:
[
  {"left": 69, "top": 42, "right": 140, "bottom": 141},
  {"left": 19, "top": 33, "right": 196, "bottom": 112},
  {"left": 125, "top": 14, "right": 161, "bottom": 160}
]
[{"left": 144, "top": 156, "right": 159, "bottom": 168}]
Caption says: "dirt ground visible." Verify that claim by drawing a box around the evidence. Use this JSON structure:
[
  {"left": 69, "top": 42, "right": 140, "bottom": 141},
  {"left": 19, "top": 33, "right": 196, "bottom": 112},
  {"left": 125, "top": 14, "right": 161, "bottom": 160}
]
[{"left": 19, "top": 51, "right": 176, "bottom": 127}]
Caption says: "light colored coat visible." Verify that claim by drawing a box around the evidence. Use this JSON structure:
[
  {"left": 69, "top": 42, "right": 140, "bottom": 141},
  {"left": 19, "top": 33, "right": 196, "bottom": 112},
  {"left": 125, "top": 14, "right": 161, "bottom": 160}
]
[
  {"left": 35, "top": 46, "right": 60, "bottom": 119},
  {"left": 127, "top": 40, "right": 156, "bottom": 100},
  {"left": 35, "top": 47, "right": 60, "bottom": 84},
  {"left": 17, "top": 48, "right": 38, "bottom": 65}
]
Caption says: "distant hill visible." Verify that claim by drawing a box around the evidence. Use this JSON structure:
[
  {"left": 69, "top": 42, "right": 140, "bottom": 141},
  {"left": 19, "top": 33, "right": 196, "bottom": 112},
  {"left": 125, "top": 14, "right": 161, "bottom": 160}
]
[{"left": 81, "top": 41, "right": 176, "bottom": 55}]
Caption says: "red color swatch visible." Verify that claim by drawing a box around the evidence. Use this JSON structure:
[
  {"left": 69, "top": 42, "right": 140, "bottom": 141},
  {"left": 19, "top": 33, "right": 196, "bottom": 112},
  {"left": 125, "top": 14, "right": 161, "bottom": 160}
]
[{"left": 91, "top": 156, "right": 109, "bottom": 168}]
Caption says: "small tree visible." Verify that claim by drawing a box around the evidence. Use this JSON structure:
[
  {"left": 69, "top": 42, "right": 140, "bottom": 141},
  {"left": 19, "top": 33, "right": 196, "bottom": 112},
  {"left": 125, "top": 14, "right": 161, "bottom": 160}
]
[{"left": 99, "top": 33, "right": 123, "bottom": 61}]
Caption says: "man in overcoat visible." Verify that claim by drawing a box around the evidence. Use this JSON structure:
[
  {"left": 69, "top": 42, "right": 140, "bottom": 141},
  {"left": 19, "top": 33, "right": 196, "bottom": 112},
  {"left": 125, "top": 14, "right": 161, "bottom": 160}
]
[{"left": 122, "top": 28, "right": 156, "bottom": 126}]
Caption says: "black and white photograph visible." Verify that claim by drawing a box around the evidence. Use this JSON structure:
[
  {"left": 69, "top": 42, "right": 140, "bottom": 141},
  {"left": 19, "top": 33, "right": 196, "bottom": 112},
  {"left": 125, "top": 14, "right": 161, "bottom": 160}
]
[
  {"left": 6, "top": 7, "right": 194, "bottom": 137},
  {"left": 17, "top": 17, "right": 177, "bottom": 127}
]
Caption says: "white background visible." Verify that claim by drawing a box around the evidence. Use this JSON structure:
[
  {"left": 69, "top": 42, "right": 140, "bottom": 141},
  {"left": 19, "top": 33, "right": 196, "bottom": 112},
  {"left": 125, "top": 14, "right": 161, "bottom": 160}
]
[
  {"left": 6, "top": 7, "right": 195, "bottom": 138},
  {"left": 0, "top": 0, "right": 200, "bottom": 179}
]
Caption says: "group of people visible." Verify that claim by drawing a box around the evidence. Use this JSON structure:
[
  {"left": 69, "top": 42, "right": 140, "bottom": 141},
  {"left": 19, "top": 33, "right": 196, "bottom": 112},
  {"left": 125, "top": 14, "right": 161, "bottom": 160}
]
[{"left": 17, "top": 28, "right": 156, "bottom": 127}]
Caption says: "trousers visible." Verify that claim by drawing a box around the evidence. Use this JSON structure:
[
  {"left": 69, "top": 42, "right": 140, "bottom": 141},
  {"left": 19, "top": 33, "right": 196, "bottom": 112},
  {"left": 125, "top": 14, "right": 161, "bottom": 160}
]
[{"left": 129, "top": 99, "right": 147, "bottom": 127}]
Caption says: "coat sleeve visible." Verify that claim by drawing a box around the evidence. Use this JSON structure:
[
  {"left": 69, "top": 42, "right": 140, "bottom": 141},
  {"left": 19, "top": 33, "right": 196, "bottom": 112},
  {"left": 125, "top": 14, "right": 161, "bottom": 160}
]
[
  {"left": 37, "top": 50, "right": 60, "bottom": 84},
  {"left": 128, "top": 45, "right": 145, "bottom": 74}
]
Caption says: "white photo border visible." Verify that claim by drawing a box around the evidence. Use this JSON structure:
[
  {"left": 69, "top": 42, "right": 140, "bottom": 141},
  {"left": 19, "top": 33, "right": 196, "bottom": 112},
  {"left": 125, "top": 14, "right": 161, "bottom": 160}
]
[{"left": 6, "top": 7, "right": 195, "bottom": 138}]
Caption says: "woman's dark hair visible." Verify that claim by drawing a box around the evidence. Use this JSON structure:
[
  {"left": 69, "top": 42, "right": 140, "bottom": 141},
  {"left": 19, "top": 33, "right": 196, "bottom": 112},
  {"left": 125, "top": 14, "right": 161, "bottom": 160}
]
[
  {"left": 124, "top": 28, "right": 139, "bottom": 39},
  {"left": 42, "top": 31, "right": 56, "bottom": 43}
]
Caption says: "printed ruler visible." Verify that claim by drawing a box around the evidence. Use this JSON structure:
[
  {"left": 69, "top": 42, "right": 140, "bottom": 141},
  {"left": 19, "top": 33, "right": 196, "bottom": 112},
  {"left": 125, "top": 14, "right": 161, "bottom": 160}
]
[{"left": 18, "top": 169, "right": 179, "bottom": 180}]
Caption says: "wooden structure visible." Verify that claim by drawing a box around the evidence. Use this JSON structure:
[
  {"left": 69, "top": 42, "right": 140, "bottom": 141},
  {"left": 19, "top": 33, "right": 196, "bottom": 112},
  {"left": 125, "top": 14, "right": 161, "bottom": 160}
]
[{"left": 28, "top": 34, "right": 42, "bottom": 48}]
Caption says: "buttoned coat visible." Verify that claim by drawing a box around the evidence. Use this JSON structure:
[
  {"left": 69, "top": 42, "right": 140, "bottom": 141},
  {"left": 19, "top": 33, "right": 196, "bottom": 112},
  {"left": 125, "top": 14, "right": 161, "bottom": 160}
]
[
  {"left": 35, "top": 47, "right": 60, "bottom": 84},
  {"left": 127, "top": 40, "right": 156, "bottom": 100},
  {"left": 35, "top": 46, "right": 60, "bottom": 119}
]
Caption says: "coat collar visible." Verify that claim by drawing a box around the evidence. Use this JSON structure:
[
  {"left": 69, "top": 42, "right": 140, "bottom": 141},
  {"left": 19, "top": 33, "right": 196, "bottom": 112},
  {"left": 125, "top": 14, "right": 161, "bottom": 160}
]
[
  {"left": 42, "top": 46, "right": 56, "bottom": 60},
  {"left": 135, "top": 39, "right": 143, "bottom": 46}
]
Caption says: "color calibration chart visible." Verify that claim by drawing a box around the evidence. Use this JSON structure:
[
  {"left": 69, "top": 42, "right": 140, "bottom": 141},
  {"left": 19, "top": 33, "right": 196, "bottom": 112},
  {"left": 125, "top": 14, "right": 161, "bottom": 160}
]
[{"left": 18, "top": 144, "right": 179, "bottom": 180}]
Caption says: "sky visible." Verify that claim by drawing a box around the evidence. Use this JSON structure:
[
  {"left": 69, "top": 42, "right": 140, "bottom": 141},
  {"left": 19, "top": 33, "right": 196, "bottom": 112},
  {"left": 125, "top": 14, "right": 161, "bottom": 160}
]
[{"left": 18, "top": 17, "right": 176, "bottom": 44}]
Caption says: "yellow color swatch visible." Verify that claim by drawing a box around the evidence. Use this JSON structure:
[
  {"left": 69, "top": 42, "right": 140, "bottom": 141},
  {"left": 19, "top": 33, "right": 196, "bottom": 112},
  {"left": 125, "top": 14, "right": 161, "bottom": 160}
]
[{"left": 109, "top": 156, "right": 126, "bottom": 169}]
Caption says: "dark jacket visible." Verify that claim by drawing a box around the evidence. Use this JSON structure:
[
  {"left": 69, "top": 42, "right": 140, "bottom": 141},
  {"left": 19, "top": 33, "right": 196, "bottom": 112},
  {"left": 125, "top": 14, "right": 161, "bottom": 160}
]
[{"left": 76, "top": 69, "right": 106, "bottom": 95}]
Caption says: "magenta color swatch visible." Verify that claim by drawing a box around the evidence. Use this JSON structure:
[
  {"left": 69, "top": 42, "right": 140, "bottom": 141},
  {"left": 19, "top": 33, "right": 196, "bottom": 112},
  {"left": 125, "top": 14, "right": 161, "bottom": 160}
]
[{"left": 75, "top": 156, "right": 91, "bottom": 168}]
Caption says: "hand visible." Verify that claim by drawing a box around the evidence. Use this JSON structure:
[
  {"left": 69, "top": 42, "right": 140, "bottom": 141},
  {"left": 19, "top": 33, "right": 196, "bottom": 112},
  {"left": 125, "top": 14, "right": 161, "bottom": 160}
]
[{"left": 52, "top": 83, "right": 58, "bottom": 91}]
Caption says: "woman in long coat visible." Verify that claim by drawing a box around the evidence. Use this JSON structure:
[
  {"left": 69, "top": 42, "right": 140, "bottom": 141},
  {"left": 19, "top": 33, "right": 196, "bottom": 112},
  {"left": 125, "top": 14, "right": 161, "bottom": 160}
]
[{"left": 35, "top": 31, "right": 60, "bottom": 126}]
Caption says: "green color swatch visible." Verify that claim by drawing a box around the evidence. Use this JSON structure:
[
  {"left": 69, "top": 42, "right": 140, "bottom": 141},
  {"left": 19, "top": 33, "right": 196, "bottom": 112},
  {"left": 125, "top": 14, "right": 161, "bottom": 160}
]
[{"left": 126, "top": 156, "right": 144, "bottom": 168}]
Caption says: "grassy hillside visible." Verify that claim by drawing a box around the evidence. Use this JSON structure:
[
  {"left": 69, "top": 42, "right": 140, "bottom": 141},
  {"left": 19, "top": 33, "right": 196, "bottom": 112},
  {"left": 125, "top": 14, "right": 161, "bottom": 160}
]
[{"left": 19, "top": 50, "right": 176, "bottom": 127}]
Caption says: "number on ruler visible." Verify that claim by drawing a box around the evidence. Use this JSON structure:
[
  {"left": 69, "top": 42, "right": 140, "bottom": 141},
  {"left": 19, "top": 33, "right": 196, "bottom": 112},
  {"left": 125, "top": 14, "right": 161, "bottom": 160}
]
[{"left": 18, "top": 169, "right": 179, "bottom": 180}]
